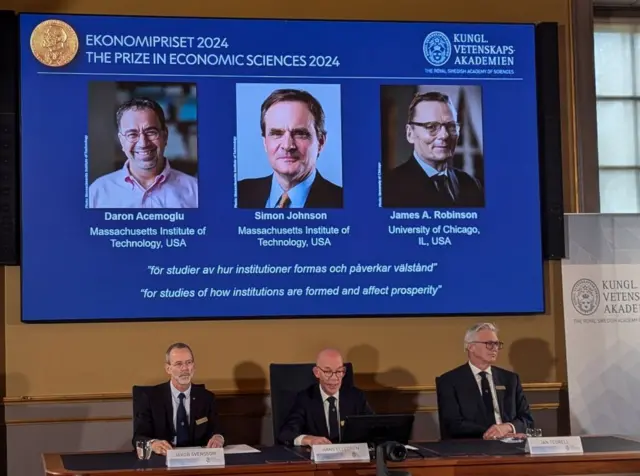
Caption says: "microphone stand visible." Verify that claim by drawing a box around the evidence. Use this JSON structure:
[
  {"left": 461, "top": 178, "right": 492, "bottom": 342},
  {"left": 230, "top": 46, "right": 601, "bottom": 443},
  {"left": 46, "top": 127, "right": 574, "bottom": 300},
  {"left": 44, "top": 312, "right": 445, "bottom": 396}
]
[{"left": 375, "top": 443, "right": 411, "bottom": 476}]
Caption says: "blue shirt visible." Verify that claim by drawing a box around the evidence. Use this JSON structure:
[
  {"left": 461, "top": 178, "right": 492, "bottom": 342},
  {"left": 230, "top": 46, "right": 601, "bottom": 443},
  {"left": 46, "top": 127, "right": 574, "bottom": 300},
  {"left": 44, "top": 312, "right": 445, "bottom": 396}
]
[
  {"left": 413, "top": 151, "right": 448, "bottom": 178},
  {"left": 265, "top": 169, "right": 317, "bottom": 208}
]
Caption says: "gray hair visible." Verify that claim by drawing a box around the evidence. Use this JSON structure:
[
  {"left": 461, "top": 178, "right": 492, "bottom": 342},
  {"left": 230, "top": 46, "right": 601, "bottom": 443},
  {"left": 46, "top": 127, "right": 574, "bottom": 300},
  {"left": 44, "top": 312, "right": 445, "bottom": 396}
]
[
  {"left": 165, "top": 342, "right": 194, "bottom": 363},
  {"left": 463, "top": 322, "right": 498, "bottom": 351}
]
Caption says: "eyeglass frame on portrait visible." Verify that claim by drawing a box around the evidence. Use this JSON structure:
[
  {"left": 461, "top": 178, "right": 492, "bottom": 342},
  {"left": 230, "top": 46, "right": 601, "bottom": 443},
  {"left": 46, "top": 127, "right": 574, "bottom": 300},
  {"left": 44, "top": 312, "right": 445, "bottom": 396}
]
[
  {"left": 119, "top": 128, "right": 162, "bottom": 143},
  {"left": 407, "top": 120, "right": 461, "bottom": 136}
]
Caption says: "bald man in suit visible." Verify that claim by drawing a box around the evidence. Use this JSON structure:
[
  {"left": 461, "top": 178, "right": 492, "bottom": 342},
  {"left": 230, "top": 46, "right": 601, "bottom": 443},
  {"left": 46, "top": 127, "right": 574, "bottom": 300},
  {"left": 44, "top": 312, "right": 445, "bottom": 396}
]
[{"left": 277, "top": 348, "right": 373, "bottom": 446}]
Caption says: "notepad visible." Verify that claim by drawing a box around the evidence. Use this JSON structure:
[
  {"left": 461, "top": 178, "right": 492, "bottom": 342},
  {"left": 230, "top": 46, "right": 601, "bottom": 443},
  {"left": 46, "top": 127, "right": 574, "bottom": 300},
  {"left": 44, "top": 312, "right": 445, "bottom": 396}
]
[{"left": 223, "top": 444, "right": 261, "bottom": 454}]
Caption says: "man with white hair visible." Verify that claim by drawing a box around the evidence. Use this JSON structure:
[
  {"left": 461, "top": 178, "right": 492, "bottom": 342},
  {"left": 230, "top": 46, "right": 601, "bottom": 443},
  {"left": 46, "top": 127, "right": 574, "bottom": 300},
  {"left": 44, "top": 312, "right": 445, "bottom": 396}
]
[{"left": 436, "top": 323, "right": 533, "bottom": 439}]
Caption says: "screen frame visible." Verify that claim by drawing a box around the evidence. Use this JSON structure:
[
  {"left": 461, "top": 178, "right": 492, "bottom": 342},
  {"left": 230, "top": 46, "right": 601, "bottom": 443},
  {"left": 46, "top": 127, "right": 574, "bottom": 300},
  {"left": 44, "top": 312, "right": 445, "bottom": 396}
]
[{"left": 16, "top": 12, "right": 551, "bottom": 324}]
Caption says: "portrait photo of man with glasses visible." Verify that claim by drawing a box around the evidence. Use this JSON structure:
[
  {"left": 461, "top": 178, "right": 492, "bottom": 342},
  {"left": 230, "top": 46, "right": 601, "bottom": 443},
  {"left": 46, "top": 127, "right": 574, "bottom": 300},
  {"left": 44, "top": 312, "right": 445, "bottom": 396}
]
[
  {"left": 87, "top": 81, "right": 199, "bottom": 209},
  {"left": 380, "top": 85, "right": 485, "bottom": 208}
]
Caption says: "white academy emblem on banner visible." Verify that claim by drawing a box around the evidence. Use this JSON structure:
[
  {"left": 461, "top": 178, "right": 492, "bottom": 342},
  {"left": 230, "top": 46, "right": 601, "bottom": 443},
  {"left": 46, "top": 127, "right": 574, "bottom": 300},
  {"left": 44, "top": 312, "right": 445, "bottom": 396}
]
[{"left": 562, "top": 213, "right": 640, "bottom": 436}]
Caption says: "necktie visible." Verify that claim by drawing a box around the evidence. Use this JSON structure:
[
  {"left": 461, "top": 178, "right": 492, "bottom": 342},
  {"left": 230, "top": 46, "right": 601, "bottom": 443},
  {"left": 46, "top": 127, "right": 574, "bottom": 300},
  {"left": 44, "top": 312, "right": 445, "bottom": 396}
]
[
  {"left": 432, "top": 174, "right": 455, "bottom": 205},
  {"left": 176, "top": 393, "right": 190, "bottom": 446},
  {"left": 479, "top": 372, "right": 497, "bottom": 425},
  {"left": 276, "top": 192, "right": 291, "bottom": 208},
  {"left": 327, "top": 396, "right": 340, "bottom": 443}
]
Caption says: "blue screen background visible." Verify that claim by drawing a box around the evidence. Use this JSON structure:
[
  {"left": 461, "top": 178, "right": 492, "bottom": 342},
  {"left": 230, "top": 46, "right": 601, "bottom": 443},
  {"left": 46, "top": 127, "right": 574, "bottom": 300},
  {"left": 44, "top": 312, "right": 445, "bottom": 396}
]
[{"left": 19, "top": 13, "right": 544, "bottom": 321}]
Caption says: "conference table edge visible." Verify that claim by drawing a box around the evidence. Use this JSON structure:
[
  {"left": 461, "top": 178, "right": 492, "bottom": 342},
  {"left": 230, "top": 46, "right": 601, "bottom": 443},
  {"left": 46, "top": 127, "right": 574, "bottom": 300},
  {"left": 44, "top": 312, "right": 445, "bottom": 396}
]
[
  {"left": 41, "top": 452, "right": 315, "bottom": 476},
  {"left": 42, "top": 449, "right": 640, "bottom": 475},
  {"left": 318, "top": 450, "right": 640, "bottom": 469}
]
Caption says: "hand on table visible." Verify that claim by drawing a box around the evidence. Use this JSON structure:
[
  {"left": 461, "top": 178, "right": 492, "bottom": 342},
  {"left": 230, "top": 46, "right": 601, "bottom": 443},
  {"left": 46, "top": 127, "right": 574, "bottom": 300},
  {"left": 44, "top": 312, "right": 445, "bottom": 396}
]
[
  {"left": 150, "top": 440, "right": 173, "bottom": 455},
  {"left": 207, "top": 435, "right": 224, "bottom": 448},
  {"left": 483, "top": 423, "right": 513, "bottom": 440},
  {"left": 302, "top": 436, "right": 332, "bottom": 446}
]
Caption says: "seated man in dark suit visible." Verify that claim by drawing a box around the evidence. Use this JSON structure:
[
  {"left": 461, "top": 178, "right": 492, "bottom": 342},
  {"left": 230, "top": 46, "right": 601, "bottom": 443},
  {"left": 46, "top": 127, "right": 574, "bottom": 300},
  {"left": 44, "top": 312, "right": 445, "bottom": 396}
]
[
  {"left": 133, "top": 342, "right": 224, "bottom": 455},
  {"left": 237, "top": 88, "right": 343, "bottom": 209},
  {"left": 437, "top": 323, "right": 533, "bottom": 439},
  {"left": 382, "top": 91, "right": 484, "bottom": 208},
  {"left": 277, "top": 348, "right": 374, "bottom": 446}
]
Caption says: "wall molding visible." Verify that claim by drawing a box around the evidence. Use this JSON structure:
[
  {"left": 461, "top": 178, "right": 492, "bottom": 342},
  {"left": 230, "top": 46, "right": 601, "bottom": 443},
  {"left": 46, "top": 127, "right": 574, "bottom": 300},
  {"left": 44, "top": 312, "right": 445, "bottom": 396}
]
[
  {"left": 4, "top": 403, "right": 560, "bottom": 426},
  {"left": 2, "top": 382, "right": 566, "bottom": 405}
]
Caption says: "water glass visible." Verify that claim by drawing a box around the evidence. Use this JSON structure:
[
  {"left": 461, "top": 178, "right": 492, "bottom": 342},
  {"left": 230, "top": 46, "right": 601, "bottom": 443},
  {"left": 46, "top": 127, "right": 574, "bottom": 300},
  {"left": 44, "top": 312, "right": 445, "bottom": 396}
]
[
  {"left": 136, "top": 440, "right": 152, "bottom": 460},
  {"left": 526, "top": 428, "right": 542, "bottom": 438}
]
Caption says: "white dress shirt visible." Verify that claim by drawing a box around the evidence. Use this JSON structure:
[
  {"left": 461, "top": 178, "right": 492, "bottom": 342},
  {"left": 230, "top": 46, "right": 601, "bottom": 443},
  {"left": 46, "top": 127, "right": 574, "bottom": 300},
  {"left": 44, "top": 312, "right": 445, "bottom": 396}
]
[
  {"left": 169, "top": 382, "right": 191, "bottom": 445},
  {"left": 468, "top": 362, "right": 515, "bottom": 434},
  {"left": 294, "top": 387, "right": 340, "bottom": 446}
]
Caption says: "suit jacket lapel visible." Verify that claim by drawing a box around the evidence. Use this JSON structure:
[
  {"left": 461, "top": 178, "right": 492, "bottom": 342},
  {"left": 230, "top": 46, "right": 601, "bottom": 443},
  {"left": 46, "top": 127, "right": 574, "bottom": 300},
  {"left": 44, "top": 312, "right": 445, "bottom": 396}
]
[
  {"left": 256, "top": 176, "right": 272, "bottom": 208},
  {"left": 338, "top": 388, "right": 348, "bottom": 425},
  {"left": 463, "top": 365, "right": 489, "bottom": 423},
  {"left": 189, "top": 386, "right": 201, "bottom": 443},
  {"left": 312, "top": 385, "right": 329, "bottom": 437},
  {"left": 406, "top": 156, "right": 439, "bottom": 192},
  {"left": 163, "top": 382, "right": 175, "bottom": 436},
  {"left": 491, "top": 369, "right": 506, "bottom": 421},
  {"left": 448, "top": 168, "right": 461, "bottom": 200},
  {"left": 337, "top": 388, "right": 353, "bottom": 439},
  {"left": 305, "top": 173, "right": 321, "bottom": 207}
]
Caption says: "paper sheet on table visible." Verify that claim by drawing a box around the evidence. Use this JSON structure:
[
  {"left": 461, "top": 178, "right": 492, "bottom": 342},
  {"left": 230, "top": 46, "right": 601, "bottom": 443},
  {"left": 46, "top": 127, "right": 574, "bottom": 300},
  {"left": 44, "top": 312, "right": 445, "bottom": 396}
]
[
  {"left": 224, "top": 444, "right": 261, "bottom": 454},
  {"left": 500, "top": 437, "right": 525, "bottom": 443}
]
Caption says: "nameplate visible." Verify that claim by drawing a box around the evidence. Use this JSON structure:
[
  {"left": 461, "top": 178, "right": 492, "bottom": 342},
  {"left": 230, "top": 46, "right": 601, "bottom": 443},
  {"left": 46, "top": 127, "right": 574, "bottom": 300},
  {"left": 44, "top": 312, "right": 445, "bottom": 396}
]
[
  {"left": 311, "top": 443, "right": 370, "bottom": 463},
  {"left": 166, "top": 448, "right": 225, "bottom": 468},
  {"left": 525, "top": 436, "right": 583, "bottom": 455}
]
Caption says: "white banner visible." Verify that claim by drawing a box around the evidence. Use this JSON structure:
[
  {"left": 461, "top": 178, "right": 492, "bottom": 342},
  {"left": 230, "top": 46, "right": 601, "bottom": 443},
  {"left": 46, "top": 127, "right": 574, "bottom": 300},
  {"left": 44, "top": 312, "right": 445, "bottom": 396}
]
[{"left": 562, "top": 213, "right": 640, "bottom": 435}]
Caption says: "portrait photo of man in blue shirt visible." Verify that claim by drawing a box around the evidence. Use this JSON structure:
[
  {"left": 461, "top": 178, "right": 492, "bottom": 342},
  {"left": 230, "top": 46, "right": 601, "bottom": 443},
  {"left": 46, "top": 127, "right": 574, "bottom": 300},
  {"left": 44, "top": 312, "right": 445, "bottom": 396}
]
[{"left": 236, "top": 87, "right": 343, "bottom": 209}]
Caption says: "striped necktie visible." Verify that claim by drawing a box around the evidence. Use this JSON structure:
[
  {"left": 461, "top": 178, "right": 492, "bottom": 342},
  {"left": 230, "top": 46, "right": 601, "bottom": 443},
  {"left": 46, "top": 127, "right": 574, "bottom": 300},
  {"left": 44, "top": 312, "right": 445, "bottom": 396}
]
[{"left": 276, "top": 192, "right": 291, "bottom": 208}]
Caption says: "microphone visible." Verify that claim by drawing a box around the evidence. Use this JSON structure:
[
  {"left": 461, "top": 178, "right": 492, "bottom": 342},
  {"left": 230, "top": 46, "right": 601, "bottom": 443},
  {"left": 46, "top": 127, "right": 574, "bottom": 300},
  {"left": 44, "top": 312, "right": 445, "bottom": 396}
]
[{"left": 375, "top": 441, "right": 411, "bottom": 476}]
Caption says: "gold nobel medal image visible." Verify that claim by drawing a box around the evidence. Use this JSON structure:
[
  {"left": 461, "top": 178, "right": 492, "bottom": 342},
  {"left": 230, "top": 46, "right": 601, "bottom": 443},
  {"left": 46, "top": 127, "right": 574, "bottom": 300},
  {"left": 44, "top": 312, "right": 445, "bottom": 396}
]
[{"left": 30, "top": 19, "right": 79, "bottom": 67}]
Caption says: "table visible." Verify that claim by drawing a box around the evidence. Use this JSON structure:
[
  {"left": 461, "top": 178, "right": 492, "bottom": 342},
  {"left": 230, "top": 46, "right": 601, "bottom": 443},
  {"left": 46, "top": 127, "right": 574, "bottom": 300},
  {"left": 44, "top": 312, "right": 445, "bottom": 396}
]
[
  {"left": 42, "top": 436, "right": 640, "bottom": 476},
  {"left": 44, "top": 446, "right": 313, "bottom": 476}
]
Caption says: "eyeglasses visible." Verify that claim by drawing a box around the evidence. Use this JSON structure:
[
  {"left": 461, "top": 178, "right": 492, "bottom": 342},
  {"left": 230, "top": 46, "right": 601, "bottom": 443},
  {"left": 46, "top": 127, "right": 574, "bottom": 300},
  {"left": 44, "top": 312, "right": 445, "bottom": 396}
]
[
  {"left": 470, "top": 341, "right": 504, "bottom": 350},
  {"left": 408, "top": 121, "right": 460, "bottom": 136},
  {"left": 170, "top": 360, "right": 194, "bottom": 368},
  {"left": 120, "top": 129, "right": 161, "bottom": 143},
  {"left": 316, "top": 367, "right": 346, "bottom": 379}
]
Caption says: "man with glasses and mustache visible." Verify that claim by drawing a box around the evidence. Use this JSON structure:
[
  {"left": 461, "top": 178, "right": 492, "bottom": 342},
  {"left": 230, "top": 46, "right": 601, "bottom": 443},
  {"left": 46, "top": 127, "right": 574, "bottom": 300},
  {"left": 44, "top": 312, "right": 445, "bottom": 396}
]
[
  {"left": 89, "top": 97, "right": 198, "bottom": 208},
  {"left": 436, "top": 323, "right": 533, "bottom": 439},
  {"left": 237, "top": 88, "right": 343, "bottom": 209},
  {"left": 277, "top": 348, "right": 373, "bottom": 446},
  {"left": 382, "top": 91, "right": 484, "bottom": 208},
  {"left": 132, "top": 343, "right": 224, "bottom": 455}
]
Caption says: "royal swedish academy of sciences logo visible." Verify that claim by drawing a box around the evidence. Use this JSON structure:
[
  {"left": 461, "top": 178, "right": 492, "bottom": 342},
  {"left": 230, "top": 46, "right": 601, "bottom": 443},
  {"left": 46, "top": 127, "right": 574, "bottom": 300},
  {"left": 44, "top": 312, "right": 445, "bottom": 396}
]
[
  {"left": 30, "top": 19, "right": 79, "bottom": 67},
  {"left": 571, "top": 278, "right": 600, "bottom": 316},
  {"left": 422, "top": 31, "right": 452, "bottom": 67}
]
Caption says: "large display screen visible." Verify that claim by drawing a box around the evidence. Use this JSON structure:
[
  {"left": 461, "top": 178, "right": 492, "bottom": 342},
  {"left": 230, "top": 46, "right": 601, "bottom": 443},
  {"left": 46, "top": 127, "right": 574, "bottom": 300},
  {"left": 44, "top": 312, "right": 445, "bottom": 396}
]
[{"left": 19, "top": 13, "right": 544, "bottom": 321}]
